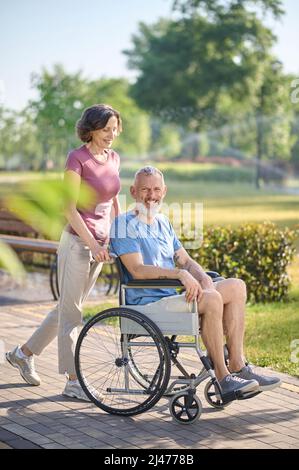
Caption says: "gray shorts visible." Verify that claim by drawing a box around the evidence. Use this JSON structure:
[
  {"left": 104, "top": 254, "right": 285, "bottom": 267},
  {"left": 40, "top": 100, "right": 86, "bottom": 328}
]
[
  {"left": 126, "top": 293, "right": 198, "bottom": 336},
  {"left": 129, "top": 293, "right": 193, "bottom": 314}
]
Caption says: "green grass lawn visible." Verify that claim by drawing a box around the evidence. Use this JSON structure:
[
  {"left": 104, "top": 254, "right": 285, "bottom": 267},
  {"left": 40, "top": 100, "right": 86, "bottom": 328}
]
[
  {"left": 120, "top": 178, "right": 299, "bottom": 232},
  {"left": 245, "top": 290, "right": 299, "bottom": 376},
  {"left": 244, "top": 255, "right": 299, "bottom": 376},
  {"left": 83, "top": 301, "right": 118, "bottom": 323}
]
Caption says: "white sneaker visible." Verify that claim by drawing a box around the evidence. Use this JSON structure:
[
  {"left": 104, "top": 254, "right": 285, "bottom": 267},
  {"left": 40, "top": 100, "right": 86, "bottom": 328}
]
[
  {"left": 62, "top": 380, "right": 103, "bottom": 402},
  {"left": 6, "top": 345, "right": 41, "bottom": 386}
]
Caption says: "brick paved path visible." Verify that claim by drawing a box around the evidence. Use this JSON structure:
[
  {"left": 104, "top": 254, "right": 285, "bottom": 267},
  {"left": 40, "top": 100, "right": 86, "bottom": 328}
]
[{"left": 1, "top": 300, "right": 299, "bottom": 449}]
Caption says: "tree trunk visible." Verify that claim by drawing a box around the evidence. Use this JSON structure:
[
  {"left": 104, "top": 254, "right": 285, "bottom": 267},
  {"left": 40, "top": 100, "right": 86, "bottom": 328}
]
[
  {"left": 255, "top": 85, "right": 265, "bottom": 190},
  {"left": 191, "top": 134, "right": 200, "bottom": 161},
  {"left": 255, "top": 113, "right": 263, "bottom": 189}
]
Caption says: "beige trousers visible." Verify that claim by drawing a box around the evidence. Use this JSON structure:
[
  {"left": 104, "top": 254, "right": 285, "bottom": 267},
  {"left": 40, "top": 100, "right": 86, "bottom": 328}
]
[{"left": 26, "top": 230, "right": 103, "bottom": 375}]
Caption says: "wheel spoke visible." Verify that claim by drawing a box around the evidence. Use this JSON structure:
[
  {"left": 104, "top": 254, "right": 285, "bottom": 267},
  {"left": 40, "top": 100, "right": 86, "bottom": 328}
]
[
  {"left": 174, "top": 402, "right": 184, "bottom": 410},
  {"left": 189, "top": 403, "right": 198, "bottom": 409},
  {"left": 186, "top": 408, "right": 196, "bottom": 419}
]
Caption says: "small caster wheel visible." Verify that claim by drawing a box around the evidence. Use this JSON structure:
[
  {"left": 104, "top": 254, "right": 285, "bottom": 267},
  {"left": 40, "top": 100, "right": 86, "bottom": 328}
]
[
  {"left": 204, "top": 380, "right": 231, "bottom": 409},
  {"left": 169, "top": 392, "right": 202, "bottom": 424}
]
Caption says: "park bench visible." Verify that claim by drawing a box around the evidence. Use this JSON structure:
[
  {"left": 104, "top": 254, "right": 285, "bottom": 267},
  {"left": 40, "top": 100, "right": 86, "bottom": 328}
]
[{"left": 0, "top": 206, "right": 119, "bottom": 300}]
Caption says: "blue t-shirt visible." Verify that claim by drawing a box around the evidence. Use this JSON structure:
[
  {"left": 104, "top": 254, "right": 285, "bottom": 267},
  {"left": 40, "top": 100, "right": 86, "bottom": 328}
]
[{"left": 109, "top": 211, "right": 182, "bottom": 305}]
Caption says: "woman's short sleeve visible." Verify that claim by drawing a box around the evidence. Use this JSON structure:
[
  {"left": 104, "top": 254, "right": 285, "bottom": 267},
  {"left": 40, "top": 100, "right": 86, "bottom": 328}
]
[{"left": 65, "top": 151, "right": 83, "bottom": 176}]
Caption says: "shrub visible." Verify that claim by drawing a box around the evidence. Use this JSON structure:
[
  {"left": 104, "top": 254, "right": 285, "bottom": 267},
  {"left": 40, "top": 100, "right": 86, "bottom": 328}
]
[{"left": 182, "top": 222, "right": 299, "bottom": 303}]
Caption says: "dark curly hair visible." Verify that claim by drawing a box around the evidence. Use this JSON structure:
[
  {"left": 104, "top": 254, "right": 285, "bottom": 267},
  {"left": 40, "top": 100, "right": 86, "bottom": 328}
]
[{"left": 76, "top": 104, "right": 122, "bottom": 143}]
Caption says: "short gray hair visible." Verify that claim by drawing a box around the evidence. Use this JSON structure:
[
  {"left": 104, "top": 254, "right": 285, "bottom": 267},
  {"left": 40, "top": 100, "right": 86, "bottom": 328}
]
[{"left": 134, "top": 166, "right": 164, "bottom": 184}]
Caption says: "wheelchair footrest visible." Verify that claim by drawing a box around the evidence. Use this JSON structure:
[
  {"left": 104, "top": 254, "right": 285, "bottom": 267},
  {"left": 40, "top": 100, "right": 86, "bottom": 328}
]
[
  {"left": 221, "top": 391, "right": 236, "bottom": 404},
  {"left": 236, "top": 390, "right": 261, "bottom": 400},
  {"left": 221, "top": 389, "right": 261, "bottom": 404}
]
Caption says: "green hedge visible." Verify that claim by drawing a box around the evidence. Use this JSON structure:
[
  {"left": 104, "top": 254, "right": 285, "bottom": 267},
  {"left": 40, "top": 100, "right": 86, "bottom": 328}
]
[{"left": 182, "top": 222, "right": 298, "bottom": 303}]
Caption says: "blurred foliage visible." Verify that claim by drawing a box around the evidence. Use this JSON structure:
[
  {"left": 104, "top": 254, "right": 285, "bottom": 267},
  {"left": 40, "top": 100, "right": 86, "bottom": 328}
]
[
  {"left": 4, "top": 176, "right": 96, "bottom": 240},
  {"left": 182, "top": 222, "right": 299, "bottom": 303},
  {"left": 0, "top": 240, "right": 26, "bottom": 281}
]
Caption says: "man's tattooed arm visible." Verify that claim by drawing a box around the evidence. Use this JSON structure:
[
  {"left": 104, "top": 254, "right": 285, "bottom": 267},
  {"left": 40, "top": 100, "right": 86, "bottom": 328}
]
[
  {"left": 174, "top": 251, "right": 188, "bottom": 269},
  {"left": 174, "top": 250, "right": 207, "bottom": 283}
]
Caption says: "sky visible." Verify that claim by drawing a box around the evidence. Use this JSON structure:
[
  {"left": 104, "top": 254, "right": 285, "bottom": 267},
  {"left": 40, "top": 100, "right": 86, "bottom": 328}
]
[{"left": 0, "top": 0, "right": 298, "bottom": 111}]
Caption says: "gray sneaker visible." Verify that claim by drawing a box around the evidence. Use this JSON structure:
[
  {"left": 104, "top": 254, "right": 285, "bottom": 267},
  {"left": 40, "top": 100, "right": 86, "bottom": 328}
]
[
  {"left": 6, "top": 346, "right": 41, "bottom": 386},
  {"left": 220, "top": 374, "right": 259, "bottom": 396},
  {"left": 233, "top": 365, "right": 281, "bottom": 391},
  {"left": 62, "top": 381, "right": 103, "bottom": 402}
]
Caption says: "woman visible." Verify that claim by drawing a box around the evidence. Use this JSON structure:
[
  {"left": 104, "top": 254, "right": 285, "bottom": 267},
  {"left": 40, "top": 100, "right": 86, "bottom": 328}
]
[{"left": 6, "top": 104, "right": 122, "bottom": 400}]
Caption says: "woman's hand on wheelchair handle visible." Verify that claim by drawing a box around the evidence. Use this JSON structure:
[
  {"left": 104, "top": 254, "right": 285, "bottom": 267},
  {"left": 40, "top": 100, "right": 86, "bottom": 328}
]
[{"left": 90, "top": 241, "right": 111, "bottom": 263}]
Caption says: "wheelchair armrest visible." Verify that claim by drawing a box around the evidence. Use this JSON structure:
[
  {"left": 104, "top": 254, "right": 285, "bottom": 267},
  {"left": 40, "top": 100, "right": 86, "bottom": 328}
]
[
  {"left": 125, "top": 273, "right": 224, "bottom": 288},
  {"left": 206, "top": 270, "right": 221, "bottom": 279},
  {"left": 126, "top": 279, "right": 183, "bottom": 288}
]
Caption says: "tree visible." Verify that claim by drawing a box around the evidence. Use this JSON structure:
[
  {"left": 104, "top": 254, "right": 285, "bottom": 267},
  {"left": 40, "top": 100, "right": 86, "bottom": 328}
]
[
  {"left": 29, "top": 64, "right": 87, "bottom": 169},
  {"left": 0, "top": 106, "right": 17, "bottom": 168},
  {"left": 0, "top": 106, "right": 41, "bottom": 170},
  {"left": 253, "top": 60, "right": 294, "bottom": 188},
  {"left": 125, "top": 4, "right": 280, "bottom": 121},
  {"left": 289, "top": 80, "right": 299, "bottom": 173},
  {"left": 28, "top": 66, "right": 152, "bottom": 166},
  {"left": 173, "top": 0, "right": 284, "bottom": 19},
  {"left": 124, "top": 0, "right": 285, "bottom": 161},
  {"left": 149, "top": 120, "right": 182, "bottom": 160},
  {"left": 85, "top": 78, "right": 151, "bottom": 158}
]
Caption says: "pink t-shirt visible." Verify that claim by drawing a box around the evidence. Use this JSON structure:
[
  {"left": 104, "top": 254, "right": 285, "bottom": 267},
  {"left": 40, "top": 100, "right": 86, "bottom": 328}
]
[{"left": 65, "top": 145, "right": 121, "bottom": 244}]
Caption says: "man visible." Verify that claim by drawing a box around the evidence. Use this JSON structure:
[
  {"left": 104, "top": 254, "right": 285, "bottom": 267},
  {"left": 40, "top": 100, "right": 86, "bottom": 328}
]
[{"left": 110, "top": 166, "right": 281, "bottom": 396}]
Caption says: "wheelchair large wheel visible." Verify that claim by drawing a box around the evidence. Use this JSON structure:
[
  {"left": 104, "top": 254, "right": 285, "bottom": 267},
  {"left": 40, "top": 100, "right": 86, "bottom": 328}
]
[{"left": 75, "top": 307, "right": 171, "bottom": 417}]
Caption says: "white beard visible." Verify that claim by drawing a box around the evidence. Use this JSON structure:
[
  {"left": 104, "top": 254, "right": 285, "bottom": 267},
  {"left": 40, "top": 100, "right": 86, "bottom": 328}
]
[{"left": 135, "top": 201, "right": 162, "bottom": 219}]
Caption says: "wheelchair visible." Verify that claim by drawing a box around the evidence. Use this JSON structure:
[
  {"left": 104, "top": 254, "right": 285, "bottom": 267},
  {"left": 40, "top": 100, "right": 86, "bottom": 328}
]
[{"left": 75, "top": 257, "right": 260, "bottom": 424}]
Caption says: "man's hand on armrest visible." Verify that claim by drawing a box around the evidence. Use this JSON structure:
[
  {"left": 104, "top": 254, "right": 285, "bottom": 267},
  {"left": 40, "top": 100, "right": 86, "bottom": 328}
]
[
  {"left": 177, "top": 270, "right": 203, "bottom": 303},
  {"left": 120, "top": 252, "right": 203, "bottom": 303}
]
